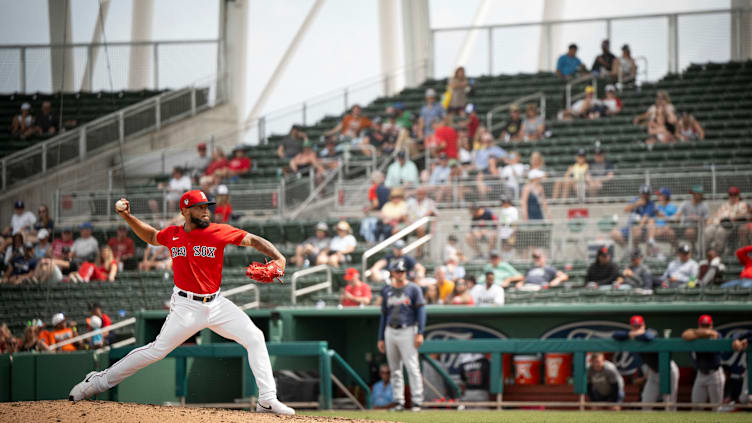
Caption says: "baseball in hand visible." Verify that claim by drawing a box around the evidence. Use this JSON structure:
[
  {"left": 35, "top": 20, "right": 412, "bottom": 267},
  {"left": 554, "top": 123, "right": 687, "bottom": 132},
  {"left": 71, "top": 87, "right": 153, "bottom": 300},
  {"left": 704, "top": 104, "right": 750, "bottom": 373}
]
[{"left": 115, "top": 199, "right": 128, "bottom": 212}]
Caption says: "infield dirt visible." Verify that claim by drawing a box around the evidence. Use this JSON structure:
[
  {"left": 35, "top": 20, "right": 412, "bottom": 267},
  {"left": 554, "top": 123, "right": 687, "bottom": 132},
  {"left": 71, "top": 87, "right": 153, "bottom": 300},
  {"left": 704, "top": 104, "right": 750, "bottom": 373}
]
[{"left": 0, "top": 400, "right": 387, "bottom": 423}]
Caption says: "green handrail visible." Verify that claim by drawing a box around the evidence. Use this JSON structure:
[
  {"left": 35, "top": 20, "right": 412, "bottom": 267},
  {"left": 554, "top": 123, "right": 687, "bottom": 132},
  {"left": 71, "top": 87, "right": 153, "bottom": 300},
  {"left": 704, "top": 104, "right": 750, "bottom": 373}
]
[
  {"left": 329, "top": 350, "right": 372, "bottom": 409},
  {"left": 420, "top": 354, "right": 461, "bottom": 399}
]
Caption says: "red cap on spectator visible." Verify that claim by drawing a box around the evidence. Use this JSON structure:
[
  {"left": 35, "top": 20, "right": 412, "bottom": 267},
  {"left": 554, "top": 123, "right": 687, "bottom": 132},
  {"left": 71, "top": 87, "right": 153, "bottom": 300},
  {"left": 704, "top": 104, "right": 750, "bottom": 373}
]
[
  {"left": 630, "top": 315, "right": 645, "bottom": 326},
  {"left": 728, "top": 186, "right": 740, "bottom": 196},
  {"left": 197, "top": 143, "right": 207, "bottom": 150},
  {"left": 344, "top": 267, "right": 359, "bottom": 281},
  {"left": 179, "top": 190, "right": 215, "bottom": 210},
  {"left": 698, "top": 314, "right": 713, "bottom": 326}
]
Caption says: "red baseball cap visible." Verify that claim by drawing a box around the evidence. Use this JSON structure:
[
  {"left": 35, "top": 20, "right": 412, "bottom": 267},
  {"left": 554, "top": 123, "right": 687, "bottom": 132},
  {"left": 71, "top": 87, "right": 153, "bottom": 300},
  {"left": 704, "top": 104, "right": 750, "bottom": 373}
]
[
  {"left": 698, "top": 314, "right": 713, "bottom": 326},
  {"left": 179, "top": 190, "right": 215, "bottom": 210},
  {"left": 344, "top": 267, "right": 359, "bottom": 281},
  {"left": 728, "top": 186, "right": 740, "bottom": 196},
  {"left": 630, "top": 315, "right": 645, "bottom": 326}
]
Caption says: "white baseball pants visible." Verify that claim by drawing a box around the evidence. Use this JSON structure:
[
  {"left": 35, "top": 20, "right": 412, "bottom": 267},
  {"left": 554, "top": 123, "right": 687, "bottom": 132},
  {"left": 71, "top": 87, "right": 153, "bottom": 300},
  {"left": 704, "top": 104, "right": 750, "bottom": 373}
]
[
  {"left": 100, "top": 287, "right": 277, "bottom": 402},
  {"left": 641, "top": 361, "right": 679, "bottom": 410},
  {"left": 691, "top": 367, "right": 725, "bottom": 410},
  {"left": 384, "top": 326, "right": 424, "bottom": 406}
]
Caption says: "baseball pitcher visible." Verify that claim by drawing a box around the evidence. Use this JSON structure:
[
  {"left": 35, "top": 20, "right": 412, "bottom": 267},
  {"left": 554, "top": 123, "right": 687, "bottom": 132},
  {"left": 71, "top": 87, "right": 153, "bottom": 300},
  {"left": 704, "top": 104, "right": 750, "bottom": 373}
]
[
  {"left": 69, "top": 190, "right": 294, "bottom": 415},
  {"left": 377, "top": 258, "right": 425, "bottom": 411}
]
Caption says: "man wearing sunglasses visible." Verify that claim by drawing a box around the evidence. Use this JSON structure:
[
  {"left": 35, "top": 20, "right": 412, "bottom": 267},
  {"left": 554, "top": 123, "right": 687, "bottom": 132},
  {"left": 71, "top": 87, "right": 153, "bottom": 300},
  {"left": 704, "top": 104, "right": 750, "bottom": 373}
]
[
  {"left": 612, "top": 315, "right": 679, "bottom": 409},
  {"left": 682, "top": 315, "right": 724, "bottom": 410}
]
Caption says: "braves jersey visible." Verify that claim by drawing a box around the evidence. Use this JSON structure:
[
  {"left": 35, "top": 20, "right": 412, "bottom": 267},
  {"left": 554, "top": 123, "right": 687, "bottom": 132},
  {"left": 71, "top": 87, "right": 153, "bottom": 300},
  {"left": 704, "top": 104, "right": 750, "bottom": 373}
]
[
  {"left": 157, "top": 223, "right": 247, "bottom": 294},
  {"left": 378, "top": 282, "right": 426, "bottom": 340}
]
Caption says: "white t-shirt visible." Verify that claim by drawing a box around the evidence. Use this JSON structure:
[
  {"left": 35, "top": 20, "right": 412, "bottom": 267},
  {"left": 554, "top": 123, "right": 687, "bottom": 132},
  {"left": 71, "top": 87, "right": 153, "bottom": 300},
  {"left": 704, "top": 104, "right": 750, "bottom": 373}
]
[
  {"left": 169, "top": 175, "right": 192, "bottom": 193},
  {"left": 407, "top": 197, "right": 437, "bottom": 221},
  {"left": 11, "top": 211, "right": 36, "bottom": 235},
  {"left": 329, "top": 234, "right": 356, "bottom": 253},
  {"left": 470, "top": 284, "right": 505, "bottom": 306},
  {"left": 443, "top": 243, "right": 459, "bottom": 262},
  {"left": 501, "top": 163, "right": 525, "bottom": 192},
  {"left": 498, "top": 206, "right": 519, "bottom": 239},
  {"left": 71, "top": 236, "right": 99, "bottom": 259}
]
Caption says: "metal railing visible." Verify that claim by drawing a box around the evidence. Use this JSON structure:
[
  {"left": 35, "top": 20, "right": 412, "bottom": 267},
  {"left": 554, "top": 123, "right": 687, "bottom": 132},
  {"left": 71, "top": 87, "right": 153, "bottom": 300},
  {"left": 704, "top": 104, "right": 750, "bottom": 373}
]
[
  {"left": 290, "top": 264, "right": 333, "bottom": 305},
  {"left": 48, "top": 283, "right": 260, "bottom": 351},
  {"left": 361, "top": 216, "right": 433, "bottom": 276},
  {"left": 486, "top": 91, "right": 546, "bottom": 133},
  {"left": 565, "top": 74, "right": 598, "bottom": 110},
  {"left": 431, "top": 8, "right": 750, "bottom": 82},
  {"left": 2, "top": 74, "right": 226, "bottom": 191}
]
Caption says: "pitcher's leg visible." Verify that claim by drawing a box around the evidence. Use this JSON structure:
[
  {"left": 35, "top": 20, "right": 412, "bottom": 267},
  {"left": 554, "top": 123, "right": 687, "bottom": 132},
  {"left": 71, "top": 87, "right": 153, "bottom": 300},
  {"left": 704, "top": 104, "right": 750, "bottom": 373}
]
[{"left": 208, "top": 296, "right": 276, "bottom": 402}]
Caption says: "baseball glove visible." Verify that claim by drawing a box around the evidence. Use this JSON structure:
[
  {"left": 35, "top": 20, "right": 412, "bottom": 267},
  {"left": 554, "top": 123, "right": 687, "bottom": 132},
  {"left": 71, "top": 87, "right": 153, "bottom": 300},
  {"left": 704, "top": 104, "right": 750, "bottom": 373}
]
[{"left": 245, "top": 261, "right": 284, "bottom": 284}]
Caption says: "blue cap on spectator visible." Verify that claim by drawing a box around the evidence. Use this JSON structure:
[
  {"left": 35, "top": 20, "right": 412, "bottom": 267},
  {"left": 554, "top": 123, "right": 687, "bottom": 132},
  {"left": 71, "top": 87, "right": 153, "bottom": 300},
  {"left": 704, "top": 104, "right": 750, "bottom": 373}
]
[
  {"left": 14, "top": 201, "right": 24, "bottom": 209},
  {"left": 80, "top": 222, "right": 93, "bottom": 230},
  {"left": 658, "top": 187, "right": 671, "bottom": 199}
]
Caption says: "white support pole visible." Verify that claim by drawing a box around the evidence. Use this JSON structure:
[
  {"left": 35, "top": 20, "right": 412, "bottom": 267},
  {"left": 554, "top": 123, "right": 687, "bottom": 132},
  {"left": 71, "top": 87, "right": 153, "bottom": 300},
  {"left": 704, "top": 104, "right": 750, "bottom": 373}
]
[
  {"left": 128, "top": 0, "right": 154, "bottom": 89},
  {"left": 378, "top": 0, "right": 399, "bottom": 97},
  {"left": 80, "top": 0, "right": 111, "bottom": 91},
  {"left": 223, "top": 0, "right": 249, "bottom": 127},
  {"left": 245, "top": 0, "right": 327, "bottom": 125},
  {"left": 48, "top": 0, "right": 74, "bottom": 91},
  {"left": 537, "top": 0, "right": 564, "bottom": 72},
  {"left": 401, "top": 0, "right": 431, "bottom": 84}
]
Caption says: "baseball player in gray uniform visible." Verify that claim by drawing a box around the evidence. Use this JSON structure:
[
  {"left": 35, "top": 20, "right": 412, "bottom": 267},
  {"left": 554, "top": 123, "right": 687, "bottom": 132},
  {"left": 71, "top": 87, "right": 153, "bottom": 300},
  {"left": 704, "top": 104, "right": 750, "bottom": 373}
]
[
  {"left": 682, "top": 314, "right": 725, "bottom": 410},
  {"left": 377, "top": 258, "right": 426, "bottom": 411}
]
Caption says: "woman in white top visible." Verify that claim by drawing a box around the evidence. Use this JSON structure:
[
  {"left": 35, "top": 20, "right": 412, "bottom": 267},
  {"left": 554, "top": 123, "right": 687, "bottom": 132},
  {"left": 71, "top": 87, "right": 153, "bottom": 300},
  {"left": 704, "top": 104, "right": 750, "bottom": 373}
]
[
  {"left": 614, "top": 44, "right": 637, "bottom": 83},
  {"left": 675, "top": 112, "right": 705, "bottom": 141},
  {"left": 11, "top": 103, "right": 35, "bottom": 139},
  {"left": 634, "top": 90, "right": 677, "bottom": 126},
  {"left": 520, "top": 104, "right": 545, "bottom": 142},
  {"left": 318, "top": 220, "right": 357, "bottom": 267}
]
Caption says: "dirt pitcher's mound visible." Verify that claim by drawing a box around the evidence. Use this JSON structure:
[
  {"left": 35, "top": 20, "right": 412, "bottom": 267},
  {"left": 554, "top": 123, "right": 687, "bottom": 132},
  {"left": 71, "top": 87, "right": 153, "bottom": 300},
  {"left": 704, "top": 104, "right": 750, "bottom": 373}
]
[{"left": 0, "top": 400, "right": 388, "bottom": 423}]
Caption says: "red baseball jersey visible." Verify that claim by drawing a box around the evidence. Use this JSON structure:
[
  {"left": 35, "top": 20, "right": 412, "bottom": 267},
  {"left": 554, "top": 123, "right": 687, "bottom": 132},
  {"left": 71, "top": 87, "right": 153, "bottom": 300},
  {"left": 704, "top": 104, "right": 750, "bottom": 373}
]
[{"left": 157, "top": 223, "right": 247, "bottom": 294}]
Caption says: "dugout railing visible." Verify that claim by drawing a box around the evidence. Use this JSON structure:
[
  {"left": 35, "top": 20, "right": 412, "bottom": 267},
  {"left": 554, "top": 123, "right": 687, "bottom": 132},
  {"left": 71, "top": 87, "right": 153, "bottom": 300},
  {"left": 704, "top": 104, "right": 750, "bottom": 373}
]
[{"left": 418, "top": 338, "right": 752, "bottom": 411}]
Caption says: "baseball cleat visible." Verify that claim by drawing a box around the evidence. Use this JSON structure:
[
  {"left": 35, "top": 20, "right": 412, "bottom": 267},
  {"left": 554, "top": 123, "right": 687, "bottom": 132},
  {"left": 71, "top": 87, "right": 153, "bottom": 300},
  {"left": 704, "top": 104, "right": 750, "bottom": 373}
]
[
  {"left": 69, "top": 371, "right": 105, "bottom": 401},
  {"left": 388, "top": 404, "right": 405, "bottom": 411},
  {"left": 256, "top": 399, "right": 295, "bottom": 415}
]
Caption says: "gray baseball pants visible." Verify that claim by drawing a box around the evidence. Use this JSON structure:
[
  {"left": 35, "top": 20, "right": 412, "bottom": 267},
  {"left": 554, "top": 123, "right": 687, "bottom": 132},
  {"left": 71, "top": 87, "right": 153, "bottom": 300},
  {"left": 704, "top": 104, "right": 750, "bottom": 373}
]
[
  {"left": 691, "top": 367, "right": 725, "bottom": 410},
  {"left": 384, "top": 326, "right": 424, "bottom": 406},
  {"left": 642, "top": 361, "right": 679, "bottom": 409}
]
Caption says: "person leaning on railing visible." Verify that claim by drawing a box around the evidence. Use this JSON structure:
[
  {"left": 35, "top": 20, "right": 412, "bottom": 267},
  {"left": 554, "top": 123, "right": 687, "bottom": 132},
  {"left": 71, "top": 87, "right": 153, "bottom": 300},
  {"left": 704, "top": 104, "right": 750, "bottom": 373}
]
[
  {"left": 682, "top": 315, "right": 724, "bottom": 410},
  {"left": 586, "top": 352, "right": 624, "bottom": 410}
]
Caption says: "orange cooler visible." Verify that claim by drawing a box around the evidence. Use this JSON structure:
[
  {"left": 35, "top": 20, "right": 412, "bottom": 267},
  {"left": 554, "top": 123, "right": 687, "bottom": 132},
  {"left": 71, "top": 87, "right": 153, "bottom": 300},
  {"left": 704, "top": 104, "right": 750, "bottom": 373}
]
[
  {"left": 514, "top": 355, "right": 542, "bottom": 385},
  {"left": 545, "top": 353, "right": 572, "bottom": 385}
]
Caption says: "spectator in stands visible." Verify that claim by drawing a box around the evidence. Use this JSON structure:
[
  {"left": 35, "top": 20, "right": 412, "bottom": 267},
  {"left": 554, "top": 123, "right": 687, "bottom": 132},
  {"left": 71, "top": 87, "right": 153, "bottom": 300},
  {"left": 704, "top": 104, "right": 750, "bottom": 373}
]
[
  {"left": 460, "top": 104, "right": 480, "bottom": 140},
  {"left": 586, "top": 247, "right": 620, "bottom": 289},
  {"left": 646, "top": 108, "right": 676, "bottom": 145},
  {"left": 498, "top": 195, "right": 519, "bottom": 256},
  {"left": 443, "top": 234, "right": 465, "bottom": 263},
  {"left": 601, "top": 85, "right": 622, "bottom": 115},
  {"left": 616, "top": 249, "right": 654, "bottom": 290},
  {"left": 682, "top": 315, "right": 724, "bottom": 411},
  {"left": 384, "top": 151, "right": 419, "bottom": 188},
  {"left": 278, "top": 125, "right": 307, "bottom": 160},
  {"left": 293, "top": 222, "right": 330, "bottom": 268},
  {"left": 466, "top": 204, "right": 497, "bottom": 258},
  {"left": 520, "top": 103, "right": 545, "bottom": 142},
  {"left": 613, "top": 315, "right": 679, "bottom": 408},
  {"left": 40, "top": 313, "right": 79, "bottom": 352},
  {"left": 219, "top": 147, "right": 252, "bottom": 182},
  {"left": 586, "top": 147, "right": 614, "bottom": 197},
  {"left": 611, "top": 185, "right": 656, "bottom": 249},
  {"left": 634, "top": 90, "right": 677, "bottom": 127},
  {"left": 368, "top": 239, "right": 424, "bottom": 284},
  {"left": 483, "top": 250, "right": 522, "bottom": 288},
  {"left": 72, "top": 222, "right": 99, "bottom": 263},
  {"left": 472, "top": 133, "right": 507, "bottom": 198},
  {"left": 444, "top": 254, "right": 465, "bottom": 281},
  {"left": 10, "top": 102, "right": 35, "bottom": 139},
  {"left": 107, "top": 225, "right": 134, "bottom": 264},
  {"left": 289, "top": 141, "right": 325, "bottom": 180},
  {"left": 423, "top": 284, "right": 439, "bottom": 305},
  {"left": 698, "top": 249, "right": 725, "bottom": 287},
  {"left": 3, "top": 233, "right": 24, "bottom": 266},
  {"left": 659, "top": 244, "right": 698, "bottom": 288},
  {"left": 204, "top": 147, "right": 228, "bottom": 180},
  {"left": 417, "top": 89, "right": 445, "bottom": 139},
  {"left": 720, "top": 246, "right": 752, "bottom": 289},
  {"left": 431, "top": 115, "right": 459, "bottom": 159},
  {"left": 592, "top": 40, "right": 616, "bottom": 76},
  {"left": 447, "top": 66, "right": 469, "bottom": 112},
  {"left": 518, "top": 249, "right": 568, "bottom": 291},
  {"left": 90, "top": 246, "right": 118, "bottom": 282},
  {"left": 428, "top": 153, "right": 451, "bottom": 198},
  {"left": 3, "top": 242, "right": 39, "bottom": 285},
  {"left": 406, "top": 186, "right": 437, "bottom": 239},
  {"left": 500, "top": 104, "right": 523, "bottom": 142},
  {"left": 186, "top": 143, "right": 211, "bottom": 181},
  {"left": 433, "top": 267, "right": 455, "bottom": 304},
  {"left": 11, "top": 200, "right": 36, "bottom": 235},
  {"left": 704, "top": 186, "right": 749, "bottom": 254},
  {"left": 675, "top": 112, "right": 705, "bottom": 142},
  {"left": 340, "top": 268, "right": 372, "bottom": 307},
  {"left": 586, "top": 352, "right": 624, "bottom": 410},
  {"left": 33, "top": 204, "right": 54, "bottom": 234},
  {"left": 365, "top": 171, "right": 390, "bottom": 213},
  {"left": 17, "top": 325, "right": 44, "bottom": 352},
  {"left": 325, "top": 104, "right": 372, "bottom": 140},
  {"left": 649, "top": 187, "right": 678, "bottom": 256},
  {"left": 556, "top": 43, "right": 586, "bottom": 78},
  {"left": 317, "top": 220, "right": 356, "bottom": 268},
  {"left": 528, "top": 151, "right": 546, "bottom": 175},
  {"left": 360, "top": 119, "right": 390, "bottom": 157},
  {"left": 33, "top": 229, "right": 51, "bottom": 259},
  {"left": 52, "top": 227, "right": 74, "bottom": 260},
  {"left": 614, "top": 44, "right": 637, "bottom": 82},
  {"left": 449, "top": 279, "right": 474, "bottom": 305},
  {"left": 158, "top": 167, "right": 192, "bottom": 213},
  {"left": 0, "top": 323, "right": 18, "bottom": 353},
  {"left": 374, "top": 188, "right": 408, "bottom": 241},
  {"left": 570, "top": 86, "right": 603, "bottom": 120},
  {"left": 138, "top": 242, "right": 171, "bottom": 271},
  {"left": 500, "top": 152, "right": 524, "bottom": 199},
  {"left": 674, "top": 185, "right": 709, "bottom": 248},
  {"left": 213, "top": 185, "right": 232, "bottom": 223},
  {"left": 32, "top": 101, "right": 57, "bottom": 137},
  {"left": 371, "top": 364, "right": 395, "bottom": 409},
  {"left": 470, "top": 271, "right": 505, "bottom": 306},
  {"left": 87, "top": 315, "right": 104, "bottom": 348},
  {"left": 520, "top": 169, "right": 550, "bottom": 221},
  {"left": 90, "top": 302, "right": 112, "bottom": 344},
  {"left": 553, "top": 149, "right": 589, "bottom": 200}
]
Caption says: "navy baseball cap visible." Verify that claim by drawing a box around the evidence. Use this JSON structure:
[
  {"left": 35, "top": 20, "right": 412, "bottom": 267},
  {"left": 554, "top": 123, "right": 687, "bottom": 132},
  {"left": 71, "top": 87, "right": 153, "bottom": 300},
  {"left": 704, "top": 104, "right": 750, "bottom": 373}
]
[
  {"left": 79, "top": 222, "right": 93, "bottom": 230},
  {"left": 576, "top": 148, "right": 586, "bottom": 156},
  {"left": 14, "top": 201, "right": 24, "bottom": 209},
  {"left": 389, "top": 259, "right": 407, "bottom": 272}
]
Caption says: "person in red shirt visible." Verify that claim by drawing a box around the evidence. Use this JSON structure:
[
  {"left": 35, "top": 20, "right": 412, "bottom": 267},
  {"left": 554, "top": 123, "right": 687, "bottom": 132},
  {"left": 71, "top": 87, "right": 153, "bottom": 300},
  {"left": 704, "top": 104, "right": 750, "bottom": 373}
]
[
  {"left": 464, "top": 104, "right": 480, "bottom": 140},
  {"left": 204, "top": 147, "right": 228, "bottom": 178},
  {"left": 720, "top": 245, "right": 752, "bottom": 288},
  {"left": 432, "top": 116, "right": 458, "bottom": 159},
  {"left": 69, "top": 190, "right": 295, "bottom": 415},
  {"left": 107, "top": 225, "right": 135, "bottom": 262},
  {"left": 52, "top": 227, "right": 74, "bottom": 259},
  {"left": 340, "top": 268, "right": 372, "bottom": 307},
  {"left": 224, "top": 147, "right": 252, "bottom": 180},
  {"left": 213, "top": 185, "right": 233, "bottom": 223}
]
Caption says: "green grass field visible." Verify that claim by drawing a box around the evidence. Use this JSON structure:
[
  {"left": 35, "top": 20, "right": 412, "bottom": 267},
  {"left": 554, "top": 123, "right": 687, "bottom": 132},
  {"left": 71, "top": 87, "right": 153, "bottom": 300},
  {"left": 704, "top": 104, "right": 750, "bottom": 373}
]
[{"left": 303, "top": 410, "right": 751, "bottom": 422}]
